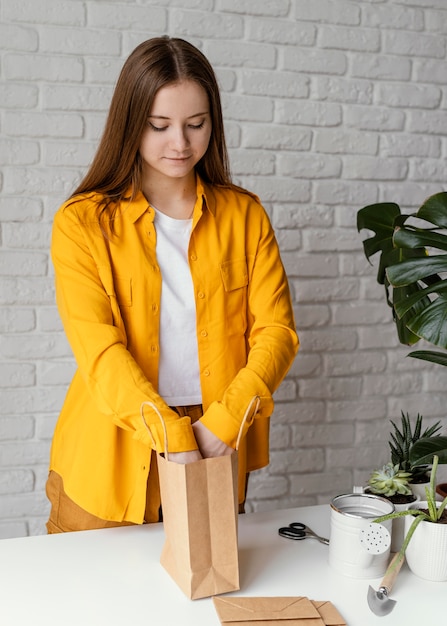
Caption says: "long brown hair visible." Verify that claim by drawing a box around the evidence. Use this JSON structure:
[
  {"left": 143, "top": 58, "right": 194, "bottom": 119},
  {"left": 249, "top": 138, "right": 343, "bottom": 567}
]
[{"left": 72, "top": 37, "right": 232, "bottom": 222}]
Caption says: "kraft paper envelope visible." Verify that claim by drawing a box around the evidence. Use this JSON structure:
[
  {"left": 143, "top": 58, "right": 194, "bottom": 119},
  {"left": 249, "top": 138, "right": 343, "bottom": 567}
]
[{"left": 213, "top": 596, "right": 346, "bottom": 626}]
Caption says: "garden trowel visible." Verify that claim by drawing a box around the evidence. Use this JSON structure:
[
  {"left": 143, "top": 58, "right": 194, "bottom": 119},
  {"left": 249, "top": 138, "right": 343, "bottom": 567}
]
[{"left": 367, "top": 553, "right": 405, "bottom": 616}]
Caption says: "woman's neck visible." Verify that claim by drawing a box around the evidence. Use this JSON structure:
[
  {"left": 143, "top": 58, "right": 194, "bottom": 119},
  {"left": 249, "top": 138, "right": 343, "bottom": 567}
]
[{"left": 142, "top": 173, "right": 197, "bottom": 220}]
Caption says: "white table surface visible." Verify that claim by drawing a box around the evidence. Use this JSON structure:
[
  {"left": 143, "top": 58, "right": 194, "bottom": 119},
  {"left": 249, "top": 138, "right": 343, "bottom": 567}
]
[{"left": 0, "top": 504, "right": 444, "bottom": 625}]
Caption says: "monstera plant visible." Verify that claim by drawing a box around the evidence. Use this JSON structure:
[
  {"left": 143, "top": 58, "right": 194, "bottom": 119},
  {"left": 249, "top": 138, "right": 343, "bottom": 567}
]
[
  {"left": 357, "top": 191, "right": 447, "bottom": 365},
  {"left": 357, "top": 191, "right": 447, "bottom": 466}
]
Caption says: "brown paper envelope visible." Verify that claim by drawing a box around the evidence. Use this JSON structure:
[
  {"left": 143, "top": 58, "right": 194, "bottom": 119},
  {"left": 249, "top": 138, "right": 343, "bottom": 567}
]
[
  {"left": 311, "top": 601, "right": 347, "bottom": 626},
  {"left": 213, "top": 596, "right": 323, "bottom": 624}
]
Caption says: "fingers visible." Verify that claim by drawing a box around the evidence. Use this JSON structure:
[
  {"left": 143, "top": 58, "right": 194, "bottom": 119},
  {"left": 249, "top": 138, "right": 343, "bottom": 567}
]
[
  {"left": 168, "top": 449, "right": 203, "bottom": 464},
  {"left": 192, "top": 421, "right": 233, "bottom": 458}
]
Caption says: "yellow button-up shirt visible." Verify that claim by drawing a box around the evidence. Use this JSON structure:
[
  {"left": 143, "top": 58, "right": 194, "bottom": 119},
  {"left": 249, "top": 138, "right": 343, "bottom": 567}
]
[{"left": 50, "top": 177, "right": 298, "bottom": 522}]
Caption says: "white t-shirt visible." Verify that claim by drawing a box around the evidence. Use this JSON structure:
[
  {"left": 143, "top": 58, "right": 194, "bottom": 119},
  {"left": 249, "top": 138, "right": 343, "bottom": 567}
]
[{"left": 153, "top": 208, "right": 202, "bottom": 406}]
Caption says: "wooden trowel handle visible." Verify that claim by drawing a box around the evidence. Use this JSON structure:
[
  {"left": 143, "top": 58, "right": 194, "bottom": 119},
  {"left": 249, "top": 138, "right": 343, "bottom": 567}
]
[{"left": 380, "top": 553, "right": 405, "bottom": 593}]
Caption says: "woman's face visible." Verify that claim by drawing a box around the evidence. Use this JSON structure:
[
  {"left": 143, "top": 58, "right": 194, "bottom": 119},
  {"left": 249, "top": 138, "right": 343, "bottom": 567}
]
[{"left": 139, "top": 80, "right": 212, "bottom": 185}]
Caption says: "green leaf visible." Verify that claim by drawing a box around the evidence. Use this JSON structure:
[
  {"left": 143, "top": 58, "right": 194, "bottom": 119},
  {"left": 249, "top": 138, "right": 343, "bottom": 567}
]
[
  {"left": 409, "top": 437, "right": 447, "bottom": 466},
  {"left": 408, "top": 350, "right": 447, "bottom": 366},
  {"left": 394, "top": 280, "right": 447, "bottom": 318},
  {"left": 427, "top": 456, "right": 439, "bottom": 519},
  {"left": 438, "top": 496, "right": 447, "bottom": 520},
  {"left": 357, "top": 202, "right": 401, "bottom": 235},
  {"left": 393, "top": 226, "right": 447, "bottom": 252},
  {"left": 417, "top": 192, "right": 447, "bottom": 228},
  {"left": 357, "top": 203, "right": 401, "bottom": 264},
  {"left": 392, "top": 284, "right": 431, "bottom": 344},
  {"left": 377, "top": 248, "right": 401, "bottom": 286},
  {"left": 386, "top": 256, "right": 447, "bottom": 287},
  {"left": 406, "top": 297, "right": 447, "bottom": 348},
  {"left": 422, "top": 421, "right": 442, "bottom": 438}
]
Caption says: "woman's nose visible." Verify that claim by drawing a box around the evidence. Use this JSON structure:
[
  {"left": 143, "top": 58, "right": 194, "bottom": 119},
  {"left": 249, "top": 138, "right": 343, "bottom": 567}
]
[{"left": 171, "top": 126, "right": 189, "bottom": 150}]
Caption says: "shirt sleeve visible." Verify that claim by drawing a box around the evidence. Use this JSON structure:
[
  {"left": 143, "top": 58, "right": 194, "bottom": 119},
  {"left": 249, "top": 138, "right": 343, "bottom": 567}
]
[
  {"left": 200, "top": 205, "right": 299, "bottom": 448},
  {"left": 51, "top": 204, "right": 198, "bottom": 454}
]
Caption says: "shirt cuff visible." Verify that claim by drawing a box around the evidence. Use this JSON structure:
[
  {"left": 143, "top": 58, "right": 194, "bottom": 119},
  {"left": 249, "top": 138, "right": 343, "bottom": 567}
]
[{"left": 134, "top": 413, "right": 198, "bottom": 453}]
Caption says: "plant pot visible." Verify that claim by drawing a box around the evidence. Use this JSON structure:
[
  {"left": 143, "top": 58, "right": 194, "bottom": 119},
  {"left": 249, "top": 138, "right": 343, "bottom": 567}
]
[
  {"left": 436, "top": 483, "right": 447, "bottom": 499},
  {"left": 404, "top": 501, "right": 447, "bottom": 582},
  {"left": 409, "top": 479, "right": 430, "bottom": 500}
]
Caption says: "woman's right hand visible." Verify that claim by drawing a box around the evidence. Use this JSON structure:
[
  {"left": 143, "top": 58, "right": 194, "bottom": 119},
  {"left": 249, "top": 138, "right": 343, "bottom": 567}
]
[{"left": 168, "top": 449, "right": 203, "bottom": 464}]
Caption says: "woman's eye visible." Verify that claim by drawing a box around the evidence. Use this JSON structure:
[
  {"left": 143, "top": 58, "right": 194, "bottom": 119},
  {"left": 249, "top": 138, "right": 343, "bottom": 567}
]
[
  {"left": 189, "top": 121, "right": 205, "bottom": 130},
  {"left": 147, "top": 120, "right": 205, "bottom": 131},
  {"left": 149, "top": 123, "right": 167, "bottom": 132}
]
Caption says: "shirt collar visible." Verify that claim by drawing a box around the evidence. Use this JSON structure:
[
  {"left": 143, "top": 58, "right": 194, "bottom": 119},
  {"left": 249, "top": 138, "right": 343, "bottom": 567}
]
[
  {"left": 196, "top": 175, "right": 216, "bottom": 217},
  {"left": 122, "top": 173, "right": 216, "bottom": 223},
  {"left": 122, "top": 190, "right": 150, "bottom": 223}
]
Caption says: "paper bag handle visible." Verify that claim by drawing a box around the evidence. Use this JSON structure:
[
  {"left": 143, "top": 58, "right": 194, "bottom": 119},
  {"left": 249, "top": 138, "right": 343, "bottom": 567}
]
[
  {"left": 140, "top": 395, "right": 261, "bottom": 458},
  {"left": 140, "top": 401, "right": 168, "bottom": 457},
  {"left": 236, "top": 395, "right": 260, "bottom": 451}
]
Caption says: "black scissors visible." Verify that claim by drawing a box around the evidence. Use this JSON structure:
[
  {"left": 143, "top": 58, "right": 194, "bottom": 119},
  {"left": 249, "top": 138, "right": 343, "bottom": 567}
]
[{"left": 278, "top": 522, "right": 329, "bottom": 545}]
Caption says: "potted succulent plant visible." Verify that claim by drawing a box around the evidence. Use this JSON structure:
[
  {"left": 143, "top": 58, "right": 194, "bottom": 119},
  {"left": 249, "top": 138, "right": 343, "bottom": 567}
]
[
  {"left": 367, "top": 462, "right": 413, "bottom": 502},
  {"left": 388, "top": 412, "right": 442, "bottom": 497},
  {"left": 366, "top": 461, "right": 415, "bottom": 551},
  {"left": 365, "top": 412, "right": 444, "bottom": 550},
  {"left": 374, "top": 455, "right": 447, "bottom": 581},
  {"left": 366, "top": 412, "right": 442, "bottom": 501}
]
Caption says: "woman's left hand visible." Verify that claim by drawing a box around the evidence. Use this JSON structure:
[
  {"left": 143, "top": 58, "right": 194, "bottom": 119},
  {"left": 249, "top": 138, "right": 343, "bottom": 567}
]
[{"left": 192, "top": 420, "right": 234, "bottom": 458}]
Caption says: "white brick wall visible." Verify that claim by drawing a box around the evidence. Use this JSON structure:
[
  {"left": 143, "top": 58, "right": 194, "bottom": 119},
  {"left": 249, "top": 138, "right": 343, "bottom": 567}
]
[{"left": 1, "top": 0, "right": 447, "bottom": 538}]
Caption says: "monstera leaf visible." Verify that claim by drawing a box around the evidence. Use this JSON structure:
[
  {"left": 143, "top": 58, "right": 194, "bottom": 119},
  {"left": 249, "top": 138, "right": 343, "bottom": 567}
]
[{"left": 357, "top": 192, "right": 447, "bottom": 366}]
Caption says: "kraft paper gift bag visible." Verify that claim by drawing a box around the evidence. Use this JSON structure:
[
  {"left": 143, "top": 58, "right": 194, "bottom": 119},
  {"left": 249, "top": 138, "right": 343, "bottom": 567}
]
[
  {"left": 141, "top": 397, "right": 260, "bottom": 600},
  {"left": 212, "top": 596, "right": 347, "bottom": 626}
]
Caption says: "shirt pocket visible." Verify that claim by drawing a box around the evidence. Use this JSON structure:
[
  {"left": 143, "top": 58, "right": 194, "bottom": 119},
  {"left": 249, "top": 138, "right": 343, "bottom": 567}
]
[
  {"left": 220, "top": 258, "right": 248, "bottom": 335},
  {"left": 99, "top": 266, "right": 132, "bottom": 308},
  {"left": 113, "top": 274, "right": 132, "bottom": 308}
]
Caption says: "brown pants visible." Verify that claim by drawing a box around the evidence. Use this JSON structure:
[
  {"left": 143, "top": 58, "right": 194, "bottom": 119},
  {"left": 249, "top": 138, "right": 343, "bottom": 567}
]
[{"left": 46, "top": 404, "right": 248, "bottom": 533}]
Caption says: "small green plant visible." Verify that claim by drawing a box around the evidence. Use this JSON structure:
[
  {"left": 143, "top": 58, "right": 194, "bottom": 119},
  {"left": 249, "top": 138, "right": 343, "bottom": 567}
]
[
  {"left": 374, "top": 455, "right": 447, "bottom": 570},
  {"left": 389, "top": 412, "right": 442, "bottom": 481},
  {"left": 368, "top": 463, "right": 412, "bottom": 497}
]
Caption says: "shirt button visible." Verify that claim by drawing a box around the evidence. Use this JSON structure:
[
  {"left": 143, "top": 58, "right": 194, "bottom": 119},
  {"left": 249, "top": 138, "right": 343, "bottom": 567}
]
[
  {"left": 190, "top": 254, "right": 197, "bottom": 261},
  {"left": 203, "top": 369, "right": 210, "bottom": 377},
  {"left": 198, "top": 292, "right": 205, "bottom": 299},
  {"left": 201, "top": 330, "right": 208, "bottom": 337},
  {"left": 150, "top": 345, "right": 158, "bottom": 353}
]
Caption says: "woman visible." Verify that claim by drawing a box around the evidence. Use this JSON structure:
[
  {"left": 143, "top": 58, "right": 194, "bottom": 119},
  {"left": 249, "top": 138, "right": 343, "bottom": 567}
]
[{"left": 46, "top": 36, "right": 298, "bottom": 532}]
